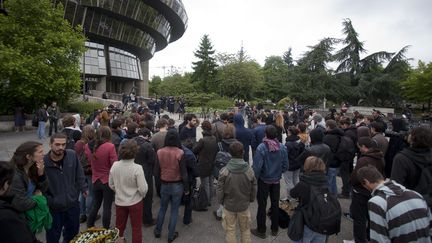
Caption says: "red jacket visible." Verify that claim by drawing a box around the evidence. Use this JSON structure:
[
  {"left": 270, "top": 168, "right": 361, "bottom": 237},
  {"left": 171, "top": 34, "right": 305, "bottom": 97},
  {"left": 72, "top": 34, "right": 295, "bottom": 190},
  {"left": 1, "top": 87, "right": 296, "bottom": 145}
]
[{"left": 85, "top": 142, "right": 118, "bottom": 184}]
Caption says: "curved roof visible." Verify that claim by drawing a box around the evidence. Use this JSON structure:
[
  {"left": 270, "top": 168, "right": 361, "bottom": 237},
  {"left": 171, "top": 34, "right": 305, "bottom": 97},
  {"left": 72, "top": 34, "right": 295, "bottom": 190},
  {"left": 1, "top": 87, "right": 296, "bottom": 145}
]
[{"left": 59, "top": 0, "right": 188, "bottom": 60}]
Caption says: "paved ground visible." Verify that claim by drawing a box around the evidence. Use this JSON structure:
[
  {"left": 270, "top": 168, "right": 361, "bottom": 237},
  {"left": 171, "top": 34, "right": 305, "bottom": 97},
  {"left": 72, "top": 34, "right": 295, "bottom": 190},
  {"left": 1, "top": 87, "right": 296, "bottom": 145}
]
[{"left": 0, "top": 113, "right": 355, "bottom": 243}]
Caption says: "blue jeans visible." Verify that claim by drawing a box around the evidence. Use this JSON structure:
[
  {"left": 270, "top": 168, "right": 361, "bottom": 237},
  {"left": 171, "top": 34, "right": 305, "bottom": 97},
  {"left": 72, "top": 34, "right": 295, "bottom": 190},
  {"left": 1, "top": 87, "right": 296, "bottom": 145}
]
[
  {"left": 79, "top": 175, "right": 93, "bottom": 216},
  {"left": 46, "top": 202, "right": 80, "bottom": 243},
  {"left": 326, "top": 167, "right": 339, "bottom": 195},
  {"left": 155, "top": 183, "right": 184, "bottom": 240},
  {"left": 37, "top": 121, "right": 46, "bottom": 139},
  {"left": 291, "top": 225, "right": 326, "bottom": 243}
]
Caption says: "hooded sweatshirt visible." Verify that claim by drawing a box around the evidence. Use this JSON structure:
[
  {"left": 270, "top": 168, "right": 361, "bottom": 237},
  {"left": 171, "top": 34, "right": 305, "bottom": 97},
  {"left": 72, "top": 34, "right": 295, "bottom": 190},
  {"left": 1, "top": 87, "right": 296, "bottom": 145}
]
[
  {"left": 368, "top": 180, "right": 431, "bottom": 243},
  {"left": 351, "top": 148, "right": 385, "bottom": 195},
  {"left": 391, "top": 147, "right": 432, "bottom": 190},
  {"left": 290, "top": 171, "right": 328, "bottom": 207},
  {"left": 233, "top": 114, "right": 253, "bottom": 161},
  {"left": 216, "top": 158, "right": 257, "bottom": 212}
]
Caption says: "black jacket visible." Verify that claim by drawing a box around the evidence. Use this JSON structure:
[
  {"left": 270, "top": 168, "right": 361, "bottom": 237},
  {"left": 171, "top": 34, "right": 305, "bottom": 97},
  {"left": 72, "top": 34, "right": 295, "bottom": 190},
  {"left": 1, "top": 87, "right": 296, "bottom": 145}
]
[
  {"left": 323, "top": 128, "right": 344, "bottom": 168},
  {"left": 134, "top": 136, "right": 156, "bottom": 177},
  {"left": 297, "top": 143, "right": 331, "bottom": 169},
  {"left": 0, "top": 196, "right": 36, "bottom": 242},
  {"left": 351, "top": 149, "right": 385, "bottom": 195},
  {"left": 290, "top": 171, "right": 328, "bottom": 207},
  {"left": 193, "top": 131, "right": 218, "bottom": 177},
  {"left": 384, "top": 131, "right": 407, "bottom": 178},
  {"left": 285, "top": 135, "right": 305, "bottom": 171},
  {"left": 391, "top": 147, "right": 432, "bottom": 190}
]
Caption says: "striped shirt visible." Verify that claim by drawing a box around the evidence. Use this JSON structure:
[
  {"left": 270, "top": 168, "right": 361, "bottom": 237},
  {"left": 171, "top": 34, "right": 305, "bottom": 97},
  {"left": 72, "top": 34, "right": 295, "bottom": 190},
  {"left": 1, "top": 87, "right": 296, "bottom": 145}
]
[{"left": 368, "top": 180, "right": 432, "bottom": 243}]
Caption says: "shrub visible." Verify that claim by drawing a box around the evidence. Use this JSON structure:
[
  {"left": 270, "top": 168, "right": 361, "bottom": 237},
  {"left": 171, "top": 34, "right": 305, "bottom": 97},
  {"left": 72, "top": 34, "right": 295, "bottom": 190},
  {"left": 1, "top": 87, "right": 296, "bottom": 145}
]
[
  {"left": 207, "top": 98, "right": 233, "bottom": 110},
  {"left": 63, "top": 101, "right": 104, "bottom": 116}
]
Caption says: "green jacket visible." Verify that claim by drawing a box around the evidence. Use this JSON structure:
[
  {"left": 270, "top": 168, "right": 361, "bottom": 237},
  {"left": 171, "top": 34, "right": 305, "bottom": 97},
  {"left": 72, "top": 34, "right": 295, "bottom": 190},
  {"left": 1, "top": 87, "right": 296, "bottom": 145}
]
[{"left": 25, "top": 195, "right": 52, "bottom": 233}]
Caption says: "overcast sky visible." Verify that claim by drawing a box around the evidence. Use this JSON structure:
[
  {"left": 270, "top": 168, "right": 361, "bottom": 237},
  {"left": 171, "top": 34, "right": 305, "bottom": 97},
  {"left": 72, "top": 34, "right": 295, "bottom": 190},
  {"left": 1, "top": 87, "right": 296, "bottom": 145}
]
[{"left": 149, "top": 0, "right": 432, "bottom": 78}]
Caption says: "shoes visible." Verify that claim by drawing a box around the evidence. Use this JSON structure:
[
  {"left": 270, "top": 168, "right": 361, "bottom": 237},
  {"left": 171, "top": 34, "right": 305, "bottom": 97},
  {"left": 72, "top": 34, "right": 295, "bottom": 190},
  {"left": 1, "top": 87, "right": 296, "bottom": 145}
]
[
  {"left": 79, "top": 215, "right": 87, "bottom": 224},
  {"left": 168, "top": 232, "right": 179, "bottom": 243},
  {"left": 251, "top": 229, "right": 267, "bottom": 239},
  {"left": 337, "top": 193, "right": 351, "bottom": 199},
  {"left": 194, "top": 208, "right": 208, "bottom": 212},
  {"left": 95, "top": 214, "right": 101, "bottom": 221},
  {"left": 343, "top": 212, "right": 353, "bottom": 221},
  {"left": 154, "top": 229, "right": 161, "bottom": 238},
  {"left": 213, "top": 211, "right": 222, "bottom": 221},
  {"left": 183, "top": 218, "right": 193, "bottom": 225},
  {"left": 271, "top": 230, "right": 278, "bottom": 236},
  {"left": 143, "top": 218, "right": 157, "bottom": 227}
]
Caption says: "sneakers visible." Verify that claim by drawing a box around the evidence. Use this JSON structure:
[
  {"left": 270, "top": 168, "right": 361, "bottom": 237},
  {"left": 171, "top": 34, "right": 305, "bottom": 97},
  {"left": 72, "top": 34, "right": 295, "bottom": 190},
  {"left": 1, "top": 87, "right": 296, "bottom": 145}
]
[
  {"left": 213, "top": 211, "right": 222, "bottom": 221},
  {"left": 251, "top": 229, "right": 267, "bottom": 239},
  {"left": 168, "top": 232, "right": 179, "bottom": 243},
  {"left": 143, "top": 218, "right": 157, "bottom": 227}
]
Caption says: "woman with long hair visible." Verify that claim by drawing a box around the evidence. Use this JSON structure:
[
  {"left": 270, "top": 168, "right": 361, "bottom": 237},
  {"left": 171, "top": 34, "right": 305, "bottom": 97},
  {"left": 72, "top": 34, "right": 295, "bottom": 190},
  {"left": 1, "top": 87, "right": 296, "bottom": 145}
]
[
  {"left": 273, "top": 113, "right": 285, "bottom": 143},
  {"left": 75, "top": 125, "right": 96, "bottom": 223},
  {"left": 8, "top": 141, "right": 48, "bottom": 213},
  {"left": 84, "top": 126, "right": 118, "bottom": 229}
]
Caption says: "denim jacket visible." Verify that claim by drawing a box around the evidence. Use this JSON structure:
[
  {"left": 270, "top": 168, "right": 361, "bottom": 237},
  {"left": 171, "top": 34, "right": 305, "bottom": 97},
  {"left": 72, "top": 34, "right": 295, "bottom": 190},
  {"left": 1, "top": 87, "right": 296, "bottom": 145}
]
[{"left": 252, "top": 142, "right": 288, "bottom": 183}]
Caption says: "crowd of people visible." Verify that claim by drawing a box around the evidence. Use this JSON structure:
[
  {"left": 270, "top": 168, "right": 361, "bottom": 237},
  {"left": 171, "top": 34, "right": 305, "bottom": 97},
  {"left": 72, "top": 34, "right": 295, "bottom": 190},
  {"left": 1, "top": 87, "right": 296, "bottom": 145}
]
[{"left": 1, "top": 100, "right": 432, "bottom": 243}]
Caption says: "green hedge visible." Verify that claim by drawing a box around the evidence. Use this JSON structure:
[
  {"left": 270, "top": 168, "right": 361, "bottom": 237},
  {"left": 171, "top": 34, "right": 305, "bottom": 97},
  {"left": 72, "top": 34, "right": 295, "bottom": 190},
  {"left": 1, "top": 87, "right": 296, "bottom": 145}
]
[
  {"left": 63, "top": 101, "right": 105, "bottom": 116},
  {"left": 207, "top": 99, "right": 232, "bottom": 110}
]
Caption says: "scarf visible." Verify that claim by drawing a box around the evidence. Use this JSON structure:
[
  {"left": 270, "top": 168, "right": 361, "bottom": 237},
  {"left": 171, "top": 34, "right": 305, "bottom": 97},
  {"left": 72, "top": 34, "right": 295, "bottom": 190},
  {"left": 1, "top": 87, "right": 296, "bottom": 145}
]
[{"left": 263, "top": 138, "right": 280, "bottom": 152}]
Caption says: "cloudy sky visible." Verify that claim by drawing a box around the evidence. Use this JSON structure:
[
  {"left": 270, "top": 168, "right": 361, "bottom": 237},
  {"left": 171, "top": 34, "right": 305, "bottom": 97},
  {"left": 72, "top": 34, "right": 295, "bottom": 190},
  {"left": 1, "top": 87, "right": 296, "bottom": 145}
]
[{"left": 149, "top": 0, "right": 432, "bottom": 78}]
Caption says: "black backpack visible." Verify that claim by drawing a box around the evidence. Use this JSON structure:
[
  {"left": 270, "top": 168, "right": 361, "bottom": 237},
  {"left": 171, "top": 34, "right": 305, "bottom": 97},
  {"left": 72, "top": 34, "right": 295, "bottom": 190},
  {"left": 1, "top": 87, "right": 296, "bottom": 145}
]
[
  {"left": 335, "top": 135, "right": 355, "bottom": 163},
  {"left": 303, "top": 185, "right": 341, "bottom": 235},
  {"left": 64, "top": 129, "right": 76, "bottom": 150},
  {"left": 213, "top": 142, "right": 232, "bottom": 178}
]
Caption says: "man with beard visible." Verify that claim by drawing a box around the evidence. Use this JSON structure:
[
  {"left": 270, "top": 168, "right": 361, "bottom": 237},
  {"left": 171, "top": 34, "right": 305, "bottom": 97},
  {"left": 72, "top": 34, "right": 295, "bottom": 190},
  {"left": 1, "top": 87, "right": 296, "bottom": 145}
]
[{"left": 43, "top": 133, "right": 87, "bottom": 243}]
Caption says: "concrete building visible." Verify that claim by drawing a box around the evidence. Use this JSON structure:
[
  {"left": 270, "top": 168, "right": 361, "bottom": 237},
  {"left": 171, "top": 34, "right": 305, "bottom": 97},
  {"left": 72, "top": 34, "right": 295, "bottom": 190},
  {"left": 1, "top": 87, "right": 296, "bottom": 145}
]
[{"left": 57, "top": 0, "right": 188, "bottom": 98}]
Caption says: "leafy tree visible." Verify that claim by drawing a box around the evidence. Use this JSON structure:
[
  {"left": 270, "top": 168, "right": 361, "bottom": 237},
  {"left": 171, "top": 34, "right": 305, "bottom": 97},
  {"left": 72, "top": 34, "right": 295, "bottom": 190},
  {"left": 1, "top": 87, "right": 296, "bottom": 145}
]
[
  {"left": 334, "top": 19, "right": 393, "bottom": 86},
  {"left": 402, "top": 61, "right": 432, "bottom": 111},
  {"left": 219, "top": 60, "right": 264, "bottom": 100},
  {"left": 149, "top": 75, "right": 162, "bottom": 96},
  {"left": 263, "top": 56, "right": 289, "bottom": 101},
  {"left": 0, "top": 0, "right": 85, "bottom": 114},
  {"left": 191, "top": 34, "right": 218, "bottom": 93},
  {"left": 156, "top": 73, "right": 195, "bottom": 97}
]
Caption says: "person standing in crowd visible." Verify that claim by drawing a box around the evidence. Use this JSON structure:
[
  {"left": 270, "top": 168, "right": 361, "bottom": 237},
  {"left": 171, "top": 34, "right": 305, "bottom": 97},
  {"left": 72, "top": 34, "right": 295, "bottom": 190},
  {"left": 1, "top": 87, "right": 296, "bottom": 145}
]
[
  {"left": 154, "top": 130, "right": 189, "bottom": 243},
  {"left": 179, "top": 114, "right": 198, "bottom": 145},
  {"left": 234, "top": 113, "right": 253, "bottom": 162},
  {"left": 111, "top": 119, "right": 125, "bottom": 153},
  {"left": 252, "top": 125, "right": 288, "bottom": 239},
  {"left": 358, "top": 166, "right": 431, "bottom": 242},
  {"left": 152, "top": 118, "right": 169, "bottom": 197},
  {"left": 391, "top": 126, "right": 432, "bottom": 190},
  {"left": 14, "top": 105, "right": 26, "bottom": 132},
  {"left": 134, "top": 128, "right": 157, "bottom": 227},
  {"left": 61, "top": 115, "right": 82, "bottom": 149},
  {"left": 370, "top": 122, "right": 389, "bottom": 156},
  {"left": 290, "top": 156, "right": 329, "bottom": 243},
  {"left": 384, "top": 118, "right": 408, "bottom": 177},
  {"left": 273, "top": 113, "right": 285, "bottom": 143},
  {"left": 252, "top": 114, "right": 267, "bottom": 155},
  {"left": 84, "top": 126, "right": 117, "bottom": 229},
  {"left": 8, "top": 141, "right": 48, "bottom": 213},
  {"left": 0, "top": 161, "right": 38, "bottom": 243},
  {"left": 323, "top": 119, "right": 345, "bottom": 195},
  {"left": 297, "top": 122, "right": 309, "bottom": 145},
  {"left": 193, "top": 120, "right": 218, "bottom": 209},
  {"left": 47, "top": 101, "right": 60, "bottom": 136},
  {"left": 283, "top": 126, "right": 305, "bottom": 202},
  {"left": 339, "top": 117, "right": 358, "bottom": 199},
  {"left": 109, "top": 139, "right": 148, "bottom": 243},
  {"left": 297, "top": 128, "right": 331, "bottom": 171},
  {"left": 349, "top": 137, "right": 385, "bottom": 243},
  {"left": 44, "top": 133, "right": 87, "bottom": 243},
  {"left": 74, "top": 125, "right": 96, "bottom": 223},
  {"left": 217, "top": 141, "right": 257, "bottom": 243},
  {"left": 212, "top": 113, "right": 228, "bottom": 142},
  {"left": 181, "top": 140, "right": 200, "bottom": 225},
  {"left": 37, "top": 104, "right": 48, "bottom": 140}
]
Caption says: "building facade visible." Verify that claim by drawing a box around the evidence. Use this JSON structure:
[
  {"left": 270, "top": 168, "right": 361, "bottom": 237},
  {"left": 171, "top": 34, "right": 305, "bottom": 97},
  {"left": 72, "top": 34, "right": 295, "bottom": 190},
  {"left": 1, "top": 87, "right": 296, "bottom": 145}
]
[{"left": 57, "top": 0, "right": 188, "bottom": 98}]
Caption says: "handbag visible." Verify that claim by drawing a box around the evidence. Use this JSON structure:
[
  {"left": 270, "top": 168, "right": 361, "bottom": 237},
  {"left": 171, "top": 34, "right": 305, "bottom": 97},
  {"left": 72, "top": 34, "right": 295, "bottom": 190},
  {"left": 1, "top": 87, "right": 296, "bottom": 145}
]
[
  {"left": 191, "top": 186, "right": 208, "bottom": 211},
  {"left": 287, "top": 208, "right": 304, "bottom": 241}
]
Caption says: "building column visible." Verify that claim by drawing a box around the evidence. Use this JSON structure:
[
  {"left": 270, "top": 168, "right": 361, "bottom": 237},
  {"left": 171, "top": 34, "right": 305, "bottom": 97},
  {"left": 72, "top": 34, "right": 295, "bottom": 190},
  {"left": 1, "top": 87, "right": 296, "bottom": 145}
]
[{"left": 139, "top": 60, "right": 149, "bottom": 98}]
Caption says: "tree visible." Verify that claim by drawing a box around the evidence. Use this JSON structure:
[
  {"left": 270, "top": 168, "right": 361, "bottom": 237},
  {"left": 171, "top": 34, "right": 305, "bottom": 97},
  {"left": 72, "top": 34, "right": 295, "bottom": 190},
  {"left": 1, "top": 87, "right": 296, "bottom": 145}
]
[
  {"left": 334, "top": 19, "right": 393, "bottom": 86},
  {"left": 283, "top": 47, "right": 294, "bottom": 67},
  {"left": 156, "top": 73, "right": 195, "bottom": 97},
  {"left": 219, "top": 60, "right": 264, "bottom": 100},
  {"left": 0, "top": 0, "right": 85, "bottom": 114},
  {"left": 402, "top": 61, "right": 432, "bottom": 111},
  {"left": 191, "top": 34, "right": 218, "bottom": 93},
  {"left": 149, "top": 75, "right": 162, "bottom": 96},
  {"left": 263, "top": 56, "right": 289, "bottom": 101}
]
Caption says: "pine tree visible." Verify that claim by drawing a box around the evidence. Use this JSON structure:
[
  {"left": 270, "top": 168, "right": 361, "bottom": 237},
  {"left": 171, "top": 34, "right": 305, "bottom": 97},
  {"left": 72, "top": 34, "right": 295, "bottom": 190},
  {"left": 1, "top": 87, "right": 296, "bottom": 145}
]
[{"left": 191, "top": 34, "right": 218, "bottom": 92}]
